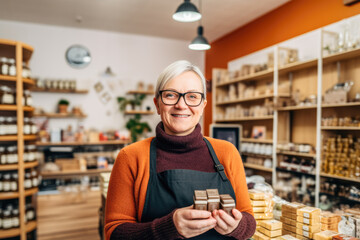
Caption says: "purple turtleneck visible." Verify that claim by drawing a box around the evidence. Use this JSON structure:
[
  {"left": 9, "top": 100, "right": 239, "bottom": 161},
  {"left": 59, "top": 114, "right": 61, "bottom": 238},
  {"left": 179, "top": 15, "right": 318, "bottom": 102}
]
[{"left": 110, "top": 122, "right": 256, "bottom": 240}]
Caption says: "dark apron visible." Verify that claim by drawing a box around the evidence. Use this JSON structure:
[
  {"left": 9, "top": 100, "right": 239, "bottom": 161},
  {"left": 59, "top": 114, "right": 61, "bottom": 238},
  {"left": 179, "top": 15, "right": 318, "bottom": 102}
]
[{"left": 141, "top": 138, "right": 236, "bottom": 239}]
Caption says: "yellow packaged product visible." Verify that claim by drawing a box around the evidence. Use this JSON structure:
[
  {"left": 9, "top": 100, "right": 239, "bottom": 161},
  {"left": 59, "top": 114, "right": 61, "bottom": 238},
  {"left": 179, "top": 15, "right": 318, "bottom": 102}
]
[
  {"left": 249, "top": 189, "right": 267, "bottom": 200},
  {"left": 283, "top": 222, "right": 297, "bottom": 233},
  {"left": 254, "top": 207, "right": 267, "bottom": 213},
  {"left": 320, "top": 223, "right": 338, "bottom": 231},
  {"left": 280, "top": 216, "right": 297, "bottom": 226},
  {"left": 282, "top": 202, "right": 306, "bottom": 214},
  {"left": 282, "top": 211, "right": 297, "bottom": 220},
  {"left": 276, "top": 234, "right": 300, "bottom": 240},
  {"left": 296, "top": 222, "right": 321, "bottom": 232},
  {"left": 255, "top": 212, "right": 274, "bottom": 220},
  {"left": 320, "top": 212, "right": 341, "bottom": 224},
  {"left": 313, "top": 230, "right": 339, "bottom": 240},
  {"left": 296, "top": 234, "right": 310, "bottom": 240},
  {"left": 258, "top": 228, "right": 282, "bottom": 238},
  {"left": 296, "top": 215, "right": 320, "bottom": 224},
  {"left": 296, "top": 207, "right": 321, "bottom": 218},
  {"left": 252, "top": 200, "right": 267, "bottom": 207},
  {"left": 253, "top": 231, "right": 271, "bottom": 240},
  {"left": 259, "top": 220, "right": 282, "bottom": 231}
]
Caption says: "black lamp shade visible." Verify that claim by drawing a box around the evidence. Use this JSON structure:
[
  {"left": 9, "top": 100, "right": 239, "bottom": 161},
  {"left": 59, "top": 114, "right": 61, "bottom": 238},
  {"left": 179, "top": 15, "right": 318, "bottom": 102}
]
[
  {"left": 189, "top": 26, "right": 211, "bottom": 50},
  {"left": 173, "top": 0, "right": 202, "bottom": 22}
]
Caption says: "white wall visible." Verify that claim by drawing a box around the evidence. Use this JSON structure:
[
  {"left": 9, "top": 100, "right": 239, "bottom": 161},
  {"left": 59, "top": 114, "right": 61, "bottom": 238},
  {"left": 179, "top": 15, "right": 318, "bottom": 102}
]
[{"left": 0, "top": 20, "right": 204, "bottom": 137}]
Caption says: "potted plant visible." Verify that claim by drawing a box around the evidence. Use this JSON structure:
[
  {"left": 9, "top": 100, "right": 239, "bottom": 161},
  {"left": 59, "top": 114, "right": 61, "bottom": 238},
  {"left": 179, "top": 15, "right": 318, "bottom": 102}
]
[
  {"left": 126, "top": 114, "right": 152, "bottom": 142},
  {"left": 117, "top": 94, "right": 146, "bottom": 111},
  {"left": 58, "top": 99, "right": 70, "bottom": 114}
]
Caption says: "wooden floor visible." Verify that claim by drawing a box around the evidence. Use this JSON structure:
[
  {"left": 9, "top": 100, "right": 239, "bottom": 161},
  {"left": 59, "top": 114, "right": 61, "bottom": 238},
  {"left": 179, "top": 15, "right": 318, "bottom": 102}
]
[{"left": 37, "top": 189, "right": 101, "bottom": 240}]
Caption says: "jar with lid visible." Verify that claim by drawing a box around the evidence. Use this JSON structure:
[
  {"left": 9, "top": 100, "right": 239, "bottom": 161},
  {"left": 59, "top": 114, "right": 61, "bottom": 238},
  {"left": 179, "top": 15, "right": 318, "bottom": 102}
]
[
  {"left": 6, "top": 117, "right": 17, "bottom": 135},
  {"left": 31, "top": 169, "right": 38, "bottom": 187},
  {"left": 24, "top": 90, "right": 33, "bottom": 106},
  {"left": 23, "top": 117, "right": 31, "bottom": 135},
  {"left": 24, "top": 171, "right": 32, "bottom": 189},
  {"left": 0, "top": 146, "right": 5, "bottom": 165},
  {"left": 3, "top": 173, "right": 11, "bottom": 192},
  {"left": 0, "top": 172, "right": 3, "bottom": 192},
  {"left": 7, "top": 146, "right": 18, "bottom": 164},
  {"left": 2, "top": 209, "right": 12, "bottom": 229},
  {"left": 27, "top": 145, "right": 36, "bottom": 162},
  {"left": 22, "top": 62, "right": 29, "bottom": 78},
  {"left": 8, "top": 58, "right": 16, "bottom": 76},
  {"left": 11, "top": 208, "right": 19, "bottom": 228},
  {"left": 0, "top": 117, "right": 5, "bottom": 135},
  {"left": 0, "top": 208, "right": 3, "bottom": 229},
  {"left": 26, "top": 203, "right": 35, "bottom": 222},
  {"left": 30, "top": 118, "right": 37, "bottom": 134},
  {"left": 23, "top": 145, "right": 29, "bottom": 162},
  {"left": 11, "top": 173, "right": 18, "bottom": 192},
  {"left": 0, "top": 57, "right": 9, "bottom": 75},
  {"left": 1, "top": 86, "right": 15, "bottom": 105}
]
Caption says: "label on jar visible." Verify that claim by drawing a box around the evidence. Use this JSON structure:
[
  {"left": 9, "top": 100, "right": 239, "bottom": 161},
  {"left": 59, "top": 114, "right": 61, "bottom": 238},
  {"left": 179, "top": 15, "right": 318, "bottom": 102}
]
[
  {"left": 1, "top": 64, "right": 9, "bottom": 75},
  {"left": 27, "top": 210, "right": 35, "bottom": 221},
  {"left": 28, "top": 152, "right": 35, "bottom": 161},
  {"left": 2, "top": 218, "right": 12, "bottom": 229},
  {"left": 0, "top": 125, "right": 5, "bottom": 135},
  {"left": 12, "top": 217, "right": 19, "bottom": 227},
  {"left": 31, "top": 125, "right": 37, "bottom": 134},
  {"left": 2, "top": 93, "right": 14, "bottom": 104},
  {"left": 32, "top": 177, "right": 38, "bottom": 187},
  {"left": 9, "top": 65, "right": 16, "bottom": 76},
  {"left": 24, "top": 125, "right": 31, "bottom": 135},
  {"left": 3, "top": 182, "right": 11, "bottom": 191},
  {"left": 7, "top": 154, "right": 18, "bottom": 164},
  {"left": 25, "top": 179, "right": 32, "bottom": 189},
  {"left": 11, "top": 181, "right": 17, "bottom": 191}
]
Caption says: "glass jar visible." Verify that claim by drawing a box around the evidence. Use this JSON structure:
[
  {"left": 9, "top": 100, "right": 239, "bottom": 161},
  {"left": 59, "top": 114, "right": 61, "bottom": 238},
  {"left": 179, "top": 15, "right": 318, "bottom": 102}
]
[
  {"left": 3, "top": 173, "right": 11, "bottom": 192},
  {"left": 0, "top": 57, "right": 9, "bottom": 75},
  {"left": 11, "top": 208, "right": 19, "bottom": 228},
  {"left": 11, "top": 173, "right": 18, "bottom": 192},
  {"left": 0, "top": 146, "right": 5, "bottom": 165},
  {"left": 6, "top": 117, "right": 17, "bottom": 135},
  {"left": 26, "top": 203, "right": 35, "bottom": 222},
  {"left": 7, "top": 146, "right": 18, "bottom": 164},
  {"left": 0, "top": 117, "right": 5, "bottom": 135},
  {"left": 31, "top": 169, "right": 38, "bottom": 187},
  {"left": 1, "top": 86, "right": 15, "bottom": 104},
  {"left": 8, "top": 58, "right": 16, "bottom": 76},
  {"left": 0, "top": 208, "right": 2, "bottom": 229},
  {"left": 27, "top": 145, "right": 36, "bottom": 162},
  {"left": 22, "top": 62, "right": 29, "bottom": 78},
  {"left": 23, "top": 145, "right": 29, "bottom": 162},
  {"left": 2, "top": 209, "right": 12, "bottom": 229},
  {"left": 24, "top": 90, "right": 33, "bottom": 106},
  {"left": 23, "top": 117, "right": 31, "bottom": 135},
  {"left": 30, "top": 118, "right": 37, "bottom": 134},
  {"left": 0, "top": 172, "right": 3, "bottom": 192},
  {"left": 24, "top": 172, "right": 32, "bottom": 189}
]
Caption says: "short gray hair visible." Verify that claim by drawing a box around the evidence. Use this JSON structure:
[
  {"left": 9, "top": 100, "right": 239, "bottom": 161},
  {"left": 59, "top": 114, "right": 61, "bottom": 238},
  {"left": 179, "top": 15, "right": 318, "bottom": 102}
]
[{"left": 155, "top": 60, "right": 206, "bottom": 99}]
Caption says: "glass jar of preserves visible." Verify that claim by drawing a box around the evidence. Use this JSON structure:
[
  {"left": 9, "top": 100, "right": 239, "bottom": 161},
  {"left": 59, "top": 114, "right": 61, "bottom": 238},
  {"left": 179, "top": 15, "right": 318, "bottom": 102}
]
[
  {"left": 23, "top": 145, "right": 29, "bottom": 162},
  {"left": 7, "top": 146, "right": 18, "bottom": 164},
  {"left": 0, "top": 57, "right": 9, "bottom": 75},
  {"left": 31, "top": 169, "right": 38, "bottom": 187},
  {"left": 11, "top": 208, "right": 19, "bottom": 228},
  {"left": 2, "top": 209, "right": 12, "bottom": 229},
  {"left": 30, "top": 118, "right": 37, "bottom": 135},
  {"left": 0, "top": 146, "right": 5, "bottom": 165},
  {"left": 24, "top": 171, "right": 32, "bottom": 189},
  {"left": 27, "top": 145, "right": 36, "bottom": 162},
  {"left": 0, "top": 117, "right": 5, "bottom": 135},
  {"left": 6, "top": 117, "right": 17, "bottom": 135},
  {"left": 11, "top": 173, "right": 18, "bottom": 192},
  {"left": 26, "top": 203, "right": 35, "bottom": 222},
  {"left": 1, "top": 86, "right": 15, "bottom": 105},
  {"left": 23, "top": 117, "right": 31, "bottom": 135},
  {"left": 22, "top": 62, "right": 29, "bottom": 78},
  {"left": 24, "top": 90, "right": 32, "bottom": 106},
  {"left": 3, "top": 173, "right": 11, "bottom": 192},
  {"left": 0, "top": 172, "right": 3, "bottom": 192},
  {"left": 8, "top": 58, "right": 16, "bottom": 76}
]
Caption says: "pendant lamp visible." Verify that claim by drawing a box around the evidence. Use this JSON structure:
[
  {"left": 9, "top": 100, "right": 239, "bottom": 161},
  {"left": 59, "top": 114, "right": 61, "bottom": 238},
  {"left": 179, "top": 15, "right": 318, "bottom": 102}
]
[
  {"left": 189, "top": 25, "right": 210, "bottom": 50},
  {"left": 173, "top": 0, "right": 201, "bottom": 22}
]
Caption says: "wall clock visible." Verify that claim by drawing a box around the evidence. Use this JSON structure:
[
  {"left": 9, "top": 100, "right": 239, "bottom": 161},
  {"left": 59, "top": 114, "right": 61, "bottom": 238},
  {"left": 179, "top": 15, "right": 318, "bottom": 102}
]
[{"left": 65, "top": 45, "right": 91, "bottom": 68}]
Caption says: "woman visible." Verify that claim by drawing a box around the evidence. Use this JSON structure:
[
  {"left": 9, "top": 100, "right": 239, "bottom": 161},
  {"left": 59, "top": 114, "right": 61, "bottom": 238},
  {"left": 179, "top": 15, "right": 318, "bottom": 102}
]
[{"left": 105, "top": 60, "right": 256, "bottom": 239}]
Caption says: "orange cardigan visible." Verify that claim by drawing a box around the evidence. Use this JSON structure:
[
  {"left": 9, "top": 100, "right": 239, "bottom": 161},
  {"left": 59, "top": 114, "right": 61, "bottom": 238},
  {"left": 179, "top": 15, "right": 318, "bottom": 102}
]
[{"left": 104, "top": 136, "right": 253, "bottom": 240}]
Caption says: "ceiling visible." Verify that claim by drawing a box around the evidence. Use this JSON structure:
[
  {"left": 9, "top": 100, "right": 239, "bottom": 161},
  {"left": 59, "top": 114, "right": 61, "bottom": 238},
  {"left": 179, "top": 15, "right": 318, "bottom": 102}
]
[{"left": 0, "top": 0, "right": 290, "bottom": 42}]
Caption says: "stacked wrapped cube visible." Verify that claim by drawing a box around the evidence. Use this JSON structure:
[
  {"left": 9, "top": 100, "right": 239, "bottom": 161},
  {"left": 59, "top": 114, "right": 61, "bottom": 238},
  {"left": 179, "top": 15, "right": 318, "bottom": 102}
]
[
  {"left": 313, "top": 230, "right": 339, "bottom": 240},
  {"left": 295, "top": 207, "right": 321, "bottom": 240},
  {"left": 281, "top": 202, "right": 306, "bottom": 237},
  {"left": 249, "top": 189, "right": 274, "bottom": 230},
  {"left": 253, "top": 220, "right": 283, "bottom": 240},
  {"left": 320, "top": 212, "right": 341, "bottom": 232}
]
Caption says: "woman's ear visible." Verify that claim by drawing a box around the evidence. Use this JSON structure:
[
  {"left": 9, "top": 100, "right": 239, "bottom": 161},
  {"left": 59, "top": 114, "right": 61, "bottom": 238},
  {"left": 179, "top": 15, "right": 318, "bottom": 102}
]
[{"left": 153, "top": 97, "right": 161, "bottom": 115}]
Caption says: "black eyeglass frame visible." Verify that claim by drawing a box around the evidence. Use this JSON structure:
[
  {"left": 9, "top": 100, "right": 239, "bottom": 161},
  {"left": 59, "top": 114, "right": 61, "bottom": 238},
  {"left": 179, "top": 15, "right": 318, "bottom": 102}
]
[{"left": 159, "top": 90, "right": 205, "bottom": 107}]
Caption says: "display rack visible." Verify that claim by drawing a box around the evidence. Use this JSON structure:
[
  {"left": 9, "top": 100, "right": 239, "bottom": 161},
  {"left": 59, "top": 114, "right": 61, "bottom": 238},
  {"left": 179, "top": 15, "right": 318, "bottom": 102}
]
[{"left": 0, "top": 39, "right": 37, "bottom": 240}]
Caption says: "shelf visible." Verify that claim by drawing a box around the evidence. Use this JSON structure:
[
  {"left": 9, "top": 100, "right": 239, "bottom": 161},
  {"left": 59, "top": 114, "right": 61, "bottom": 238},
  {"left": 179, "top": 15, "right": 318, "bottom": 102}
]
[
  {"left": 25, "top": 188, "right": 38, "bottom": 197},
  {"left": 322, "top": 102, "right": 360, "bottom": 108},
  {"left": 31, "top": 88, "right": 88, "bottom": 94},
  {"left": 216, "top": 115, "right": 274, "bottom": 122},
  {"left": 0, "top": 221, "right": 37, "bottom": 239},
  {"left": 321, "top": 173, "right": 360, "bottom": 183},
  {"left": 41, "top": 168, "right": 112, "bottom": 179},
  {"left": 0, "top": 191, "right": 19, "bottom": 200},
  {"left": 241, "top": 138, "right": 273, "bottom": 144},
  {"left": 0, "top": 161, "right": 38, "bottom": 171},
  {"left": 217, "top": 69, "right": 274, "bottom": 87},
  {"left": 277, "top": 105, "right": 316, "bottom": 111},
  {"left": 276, "top": 167, "right": 315, "bottom": 177},
  {"left": 277, "top": 151, "right": 316, "bottom": 158},
  {"left": 243, "top": 163, "right": 273, "bottom": 172},
  {"left": 127, "top": 90, "right": 155, "bottom": 95},
  {"left": 24, "top": 135, "right": 37, "bottom": 141},
  {"left": 0, "top": 75, "right": 16, "bottom": 82},
  {"left": 0, "top": 105, "right": 35, "bottom": 111},
  {"left": 24, "top": 161, "right": 39, "bottom": 169},
  {"left": 241, "top": 152, "right": 272, "bottom": 158},
  {"left": 216, "top": 94, "right": 290, "bottom": 105},
  {"left": 278, "top": 59, "right": 318, "bottom": 74},
  {"left": 33, "top": 113, "right": 87, "bottom": 118},
  {"left": 0, "top": 134, "right": 36, "bottom": 142},
  {"left": 321, "top": 126, "right": 360, "bottom": 130},
  {"left": 320, "top": 192, "right": 360, "bottom": 203},
  {"left": 36, "top": 139, "right": 130, "bottom": 146},
  {"left": 124, "top": 110, "right": 154, "bottom": 115},
  {"left": 22, "top": 78, "right": 36, "bottom": 85},
  {"left": 323, "top": 47, "right": 360, "bottom": 64}
]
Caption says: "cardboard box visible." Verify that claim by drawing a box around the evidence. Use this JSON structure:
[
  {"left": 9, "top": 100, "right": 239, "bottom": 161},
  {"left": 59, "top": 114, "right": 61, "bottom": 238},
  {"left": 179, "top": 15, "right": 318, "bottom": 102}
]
[{"left": 55, "top": 158, "right": 81, "bottom": 171}]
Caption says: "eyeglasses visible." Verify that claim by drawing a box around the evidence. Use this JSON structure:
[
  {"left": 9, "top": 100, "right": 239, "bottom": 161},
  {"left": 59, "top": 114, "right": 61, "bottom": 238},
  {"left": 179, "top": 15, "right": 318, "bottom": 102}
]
[{"left": 159, "top": 90, "right": 204, "bottom": 107}]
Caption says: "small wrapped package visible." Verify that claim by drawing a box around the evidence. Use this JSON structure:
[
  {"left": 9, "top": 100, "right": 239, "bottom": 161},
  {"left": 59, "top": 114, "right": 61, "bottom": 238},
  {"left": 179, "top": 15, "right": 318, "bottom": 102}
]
[
  {"left": 276, "top": 234, "right": 300, "bottom": 240},
  {"left": 283, "top": 202, "right": 306, "bottom": 214},
  {"left": 283, "top": 222, "right": 297, "bottom": 233},
  {"left": 254, "top": 207, "right": 267, "bottom": 213},
  {"left": 321, "top": 212, "right": 341, "bottom": 224},
  {"left": 249, "top": 189, "right": 267, "bottom": 200},
  {"left": 254, "top": 212, "right": 274, "bottom": 220},
  {"left": 296, "top": 207, "right": 321, "bottom": 218},
  {"left": 220, "top": 194, "right": 235, "bottom": 216},
  {"left": 313, "top": 230, "right": 339, "bottom": 240},
  {"left": 259, "top": 220, "right": 282, "bottom": 231},
  {"left": 296, "top": 222, "right": 321, "bottom": 232},
  {"left": 283, "top": 211, "right": 298, "bottom": 220},
  {"left": 321, "top": 223, "right": 338, "bottom": 231},
  {"left": 296, "top": 234, "right": 310, "bottom": 240},
  {"left": 281, "top": 216, "right": 297, "bottom": 226},
  {"left": 253, "top": 231, "right": 271, "bottom": 240},
  {"left": 206, "top": 189, "right": 220, "bottom": 211},
  {"left": 282, "top": 229, "right": 297, "bottom": 238},
  {"left": 252, "top": 200, "right": 267, "bottom": 207},
  {"left": 332, "top": 234, "right": 360, "bottom": 240},
  {"left": 297, "top": 215, "right": 320, "bottom": 224},
  {"left": 258, "top": 227, "right": 282, "bottom": 238},
  {"left": 193, "top": 190, "right": 207, "bottom": 210}
]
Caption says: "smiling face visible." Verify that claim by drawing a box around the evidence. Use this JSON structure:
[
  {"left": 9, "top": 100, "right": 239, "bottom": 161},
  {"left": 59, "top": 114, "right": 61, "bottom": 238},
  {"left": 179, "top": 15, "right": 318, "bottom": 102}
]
[{"left": 154, "top": 71, "right": 207, "bottom": 136}]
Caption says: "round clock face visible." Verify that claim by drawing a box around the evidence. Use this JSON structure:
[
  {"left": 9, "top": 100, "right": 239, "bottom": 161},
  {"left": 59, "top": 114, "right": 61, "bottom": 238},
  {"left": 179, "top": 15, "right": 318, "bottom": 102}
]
[{"left": 65, "top": 45, "right": 91, "bottom": 68}]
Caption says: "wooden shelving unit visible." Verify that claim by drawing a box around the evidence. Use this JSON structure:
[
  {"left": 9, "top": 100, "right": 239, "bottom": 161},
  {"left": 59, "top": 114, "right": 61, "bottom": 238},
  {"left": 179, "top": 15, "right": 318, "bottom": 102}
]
[
  {"left": 322, "top": 102, "right": 360, "bottom": 108},
  {"left": 277, "top": 105, "right": 316, "bottom": 111},
  {"left": 243, "top": 163, "right": 273, "bottom": 172},
  {"left": 36, "top": 139, "right": 130, "bottom": 146},
  {"left": 321, "top": 173, "right": 360, "bottom": 184},
  {"left": 33, "top": 113, "right": 87, "bottom": 118},
  {"left": 241, "top": 138, "right": 273, "bottom": 144},
  {"left": 217, "top": 69, "right": 273, "bottom": 87},
  {"left": 126, "top": 90, "right": 155, "bottom": 95},
  {"left": 216, "top": 116, "right": 273, "bottom": 122},
  {"left": 31, "top": 88, "right": 88, "bottom": 94},
  {"left": 278, "top": 59, "right": 318, "bottom": 75},
  {"left": 41, "top": 168, "right": 112, "bottom": 179},
  {"left": 124, "top": 110, "right": 154, "bottom": 115},
  {"left": 216, "top": 93, "right": 290, "bottom": 105},
  {"left": 321, "top": 126, "right": 360, "bottom": 130},
  {"left": 277, "top": 151, "right": 316, "bottom": 158},
  {"left": 0, "top": 39, "right": 37, "bottom": 240},
  {"left": 241, "top": 152, "right": 272, "bottom": 158}
]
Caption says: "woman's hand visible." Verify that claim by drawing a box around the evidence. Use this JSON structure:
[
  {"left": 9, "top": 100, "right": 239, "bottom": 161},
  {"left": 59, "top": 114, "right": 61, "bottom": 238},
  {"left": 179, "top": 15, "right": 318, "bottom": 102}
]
[
  {"left": 173, "top": 205, "right": 217, "bottom": 238},
  {"left": 212, "top": 209, "right": 242, "bottom": 235}
]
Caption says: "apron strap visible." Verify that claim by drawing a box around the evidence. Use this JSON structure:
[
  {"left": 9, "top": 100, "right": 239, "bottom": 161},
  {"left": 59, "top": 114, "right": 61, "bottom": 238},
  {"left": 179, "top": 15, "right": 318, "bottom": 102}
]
[
  {"left": 149, "top": 138, "right": 157, "bottom": 174},
  {"left": 203, "top": 137, "right": 228, "bottom": 182}
]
